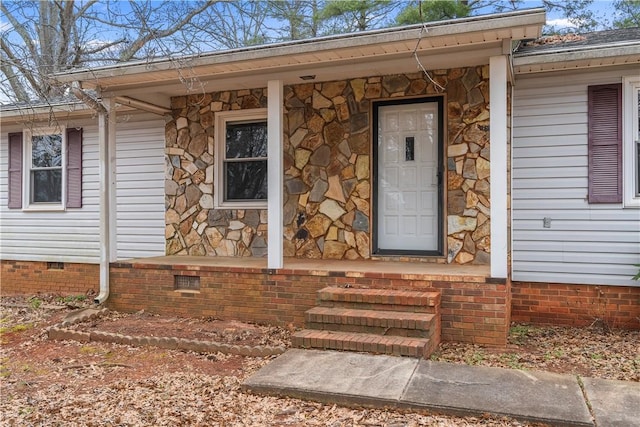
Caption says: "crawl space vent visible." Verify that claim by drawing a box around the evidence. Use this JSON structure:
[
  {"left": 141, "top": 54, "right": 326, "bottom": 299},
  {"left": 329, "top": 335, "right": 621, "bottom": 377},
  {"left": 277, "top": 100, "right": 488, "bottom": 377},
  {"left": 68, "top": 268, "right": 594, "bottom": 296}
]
[{"left": 174, "top": 275, "right": 200, "bottom": 291}]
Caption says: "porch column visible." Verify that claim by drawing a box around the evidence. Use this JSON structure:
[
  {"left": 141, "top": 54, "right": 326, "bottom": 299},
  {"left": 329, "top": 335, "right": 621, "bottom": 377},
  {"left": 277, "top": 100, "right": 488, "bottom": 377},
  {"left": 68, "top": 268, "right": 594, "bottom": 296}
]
[
  {"left": 267, "top": 80, "right": 284, "bottom": 269},
  {"left": 489, "top": 55, "right": 508, "bottom": 279}
]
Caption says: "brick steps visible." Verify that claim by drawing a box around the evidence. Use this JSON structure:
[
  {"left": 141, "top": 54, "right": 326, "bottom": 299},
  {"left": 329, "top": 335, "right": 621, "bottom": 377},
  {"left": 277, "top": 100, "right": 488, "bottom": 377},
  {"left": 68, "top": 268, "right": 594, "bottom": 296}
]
[
  {"left": 291, "top": 330, "right": 432, "bottom": 358},
  {"left": 305, "top": 306, "right": 437, "bottom": 338},
  {"left": 318, "top": 287, "right": 440, "bottom": 313},
  {"left": 294, "top": 287, "right": 441, "bottom": 358}
]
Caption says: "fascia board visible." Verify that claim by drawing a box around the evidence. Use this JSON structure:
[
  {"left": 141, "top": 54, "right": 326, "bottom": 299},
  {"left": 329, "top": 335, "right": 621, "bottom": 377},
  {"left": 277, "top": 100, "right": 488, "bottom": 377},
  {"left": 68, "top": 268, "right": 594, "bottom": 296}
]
[
  {"left": 0, "top": 103, "right": 135, "bottom": 125},
  {"left": 514, "top": 44, "right": 640, "bottom": 74}
]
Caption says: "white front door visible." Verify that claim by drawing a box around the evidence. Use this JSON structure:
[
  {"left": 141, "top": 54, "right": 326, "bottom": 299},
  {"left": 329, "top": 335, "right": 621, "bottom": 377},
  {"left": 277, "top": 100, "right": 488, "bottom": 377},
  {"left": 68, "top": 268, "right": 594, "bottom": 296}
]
[{"left": 376, "top": 101, "right": 441, "bottom": 253}]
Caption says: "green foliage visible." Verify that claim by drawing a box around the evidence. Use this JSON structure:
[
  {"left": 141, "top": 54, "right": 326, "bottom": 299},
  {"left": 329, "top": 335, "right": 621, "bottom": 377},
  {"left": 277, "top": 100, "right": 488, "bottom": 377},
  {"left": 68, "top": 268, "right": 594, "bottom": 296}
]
[
  {"left": 613, "top": 0, "right": 640, "bottom": 28},
  {"left": 542, "top": 0, "right": 599, "bottom": 34},
  {"left": 0, "top": 323, "right": 34, "bottom": 335},
  {"left": 396, "top": 0, "right": 471, "bottom": 25},
  {"left": 464, "top": 350, "right": 485, "bottom": 365},
  {"left": 320, "top": 0, "right": 398, "bottom": 32},
  {"left": 543, "top": 348, "right": 564, "bottom": 360},
  {"left": 28, "top": 297, "right": 42, "bottom": 310},
  {"left": 500, "top": 353, "right": 524, "bottom": 369},
  {"left": 267, "top": 0, "right": 323, "bottom": 40},
  {"left": 509, "top": 324, "right": 536, "bottom": 344},
  {"left": 633, "top": 265, "right": 640, "bottom": 280},
  {"left": 56, "top": 294, "right": 87, "bottom": 304}
]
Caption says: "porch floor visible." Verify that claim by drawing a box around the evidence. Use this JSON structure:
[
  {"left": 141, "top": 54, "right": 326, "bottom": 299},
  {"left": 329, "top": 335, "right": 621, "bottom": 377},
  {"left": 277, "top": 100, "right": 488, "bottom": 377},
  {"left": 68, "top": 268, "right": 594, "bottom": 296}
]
[{"left": 123, "top": 256, "right": 490, "bottom": 279}]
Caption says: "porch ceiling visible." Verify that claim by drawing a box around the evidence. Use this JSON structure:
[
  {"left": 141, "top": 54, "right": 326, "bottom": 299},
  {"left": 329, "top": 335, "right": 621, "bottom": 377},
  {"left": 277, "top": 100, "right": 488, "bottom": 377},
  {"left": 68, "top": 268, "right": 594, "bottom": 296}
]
[{"left": 54, "top": 9, "right": 545, "bottom": 107}]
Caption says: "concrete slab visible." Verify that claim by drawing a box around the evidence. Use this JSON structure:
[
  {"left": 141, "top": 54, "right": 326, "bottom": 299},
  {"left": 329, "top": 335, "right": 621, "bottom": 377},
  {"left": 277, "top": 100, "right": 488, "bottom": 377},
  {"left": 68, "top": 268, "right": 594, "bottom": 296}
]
[
  {"left": 402, "top": 361, "right": 593, "bottom": 427},
  {"left": 243, "top": 349, "right": 419, "bottom": 406},
  {"left": 582, "top": 377, "right": 640, "bottom": 427}
]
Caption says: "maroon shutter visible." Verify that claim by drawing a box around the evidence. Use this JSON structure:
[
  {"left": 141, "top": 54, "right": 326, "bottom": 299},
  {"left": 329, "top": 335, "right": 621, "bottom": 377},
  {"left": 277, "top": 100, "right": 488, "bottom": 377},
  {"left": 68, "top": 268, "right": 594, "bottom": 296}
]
[
  {"left": 587, "top": 84, "right": 622, "bottom": 203},
  {"left": 66, "top": 127, "right": 83, "bottom": 208},
  {"left": 8, "top": 132, "right": 23, "bottom": 209}
]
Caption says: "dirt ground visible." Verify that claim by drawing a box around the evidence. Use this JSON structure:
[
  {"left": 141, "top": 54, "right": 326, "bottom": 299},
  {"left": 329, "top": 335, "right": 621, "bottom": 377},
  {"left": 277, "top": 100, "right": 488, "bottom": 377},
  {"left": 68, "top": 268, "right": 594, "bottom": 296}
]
[{"left": 1, "top": 294, "right": 638, "bottom": 426}]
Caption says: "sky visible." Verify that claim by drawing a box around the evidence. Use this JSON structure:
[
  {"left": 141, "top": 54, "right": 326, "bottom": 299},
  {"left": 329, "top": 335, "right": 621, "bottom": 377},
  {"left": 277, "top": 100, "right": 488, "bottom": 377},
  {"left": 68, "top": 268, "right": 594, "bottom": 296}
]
[
  {"left": 519, "top": 0, "right": 620, "bottom": 30},
  {"left": 0, "top": 0, "right": 624, "bottom": 33}
]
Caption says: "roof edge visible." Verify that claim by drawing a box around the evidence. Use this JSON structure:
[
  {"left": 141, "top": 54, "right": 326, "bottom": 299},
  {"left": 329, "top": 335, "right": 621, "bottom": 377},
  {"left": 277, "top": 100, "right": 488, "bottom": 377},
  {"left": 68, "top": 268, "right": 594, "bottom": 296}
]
[{"left": 54, "top": 8, "right": 546, "bottom": 84}]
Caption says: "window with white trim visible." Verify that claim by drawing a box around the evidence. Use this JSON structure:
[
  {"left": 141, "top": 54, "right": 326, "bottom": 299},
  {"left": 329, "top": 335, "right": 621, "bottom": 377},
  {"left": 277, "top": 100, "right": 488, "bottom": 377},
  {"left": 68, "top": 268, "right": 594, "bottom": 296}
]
[
  {"left": 215, "top": 109, "right": 268, "bottom": 208},
  {"left": 24, "top": 127, "right": 66, "bottom": 209},
  {"left": 623, "top": 76, "right": 640, "bottom": 207}
]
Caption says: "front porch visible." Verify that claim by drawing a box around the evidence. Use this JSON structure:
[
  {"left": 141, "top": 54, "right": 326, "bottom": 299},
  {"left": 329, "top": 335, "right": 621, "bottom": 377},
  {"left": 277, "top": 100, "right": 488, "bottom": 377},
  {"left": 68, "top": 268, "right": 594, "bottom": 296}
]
[{"left": 109, "top": 257, "right": 509, "bottom": 346}]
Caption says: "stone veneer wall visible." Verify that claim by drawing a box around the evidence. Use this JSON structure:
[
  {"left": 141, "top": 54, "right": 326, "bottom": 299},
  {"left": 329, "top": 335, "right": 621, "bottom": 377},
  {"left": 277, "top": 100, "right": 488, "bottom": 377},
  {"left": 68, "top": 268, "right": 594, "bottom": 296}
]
[
  {"left": 165, "top": 90, "right": 269, "bottom": 257},
  {"left": 165, "top": 67, "right": 494, "bottom": 264}
]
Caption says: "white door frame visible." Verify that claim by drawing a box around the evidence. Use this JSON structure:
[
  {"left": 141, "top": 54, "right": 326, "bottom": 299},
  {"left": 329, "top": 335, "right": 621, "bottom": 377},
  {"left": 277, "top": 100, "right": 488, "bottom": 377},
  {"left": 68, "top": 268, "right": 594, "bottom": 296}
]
[{"left": 372, "top": 96, "right": 444, "bottom": 256}]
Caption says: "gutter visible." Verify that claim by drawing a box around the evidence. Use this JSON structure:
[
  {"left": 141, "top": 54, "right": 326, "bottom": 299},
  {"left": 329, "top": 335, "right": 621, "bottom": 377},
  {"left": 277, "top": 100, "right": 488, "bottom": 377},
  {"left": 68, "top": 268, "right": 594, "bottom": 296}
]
[
  {"left": 113, "top": 96, "right": 171, "bottom": 115},
  {"left": 69, "top": 83, "right": 111, "bottom": 305}
]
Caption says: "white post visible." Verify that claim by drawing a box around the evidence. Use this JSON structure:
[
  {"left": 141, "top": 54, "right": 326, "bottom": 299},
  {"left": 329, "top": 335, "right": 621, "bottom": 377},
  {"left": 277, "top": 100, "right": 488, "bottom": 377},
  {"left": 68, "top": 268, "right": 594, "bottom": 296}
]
[
  {"left": 267, "top": 80, "right": 284, "bottom": 269},
  {"left": 490, "top": 55, "right": 508, "bottom": 279}
]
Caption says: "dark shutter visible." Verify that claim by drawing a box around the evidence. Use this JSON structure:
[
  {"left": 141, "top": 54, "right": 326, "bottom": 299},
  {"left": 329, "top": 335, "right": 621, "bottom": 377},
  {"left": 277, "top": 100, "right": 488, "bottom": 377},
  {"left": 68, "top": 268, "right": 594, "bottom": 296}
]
[
  {"left": 66, "top": 127, "right": 83, "bottom": 208},
  {"left": 8, "top": 132, "right": 23, "bottom": 209},
  {"left": 588, "top": 84, "right": 622, "bottom": 203}
]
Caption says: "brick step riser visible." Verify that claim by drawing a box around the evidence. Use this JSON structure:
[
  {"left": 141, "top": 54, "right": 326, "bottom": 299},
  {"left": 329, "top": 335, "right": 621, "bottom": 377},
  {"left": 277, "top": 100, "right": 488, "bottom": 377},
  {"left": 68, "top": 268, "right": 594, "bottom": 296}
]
[
  {"left": 317, "top": 289, "right": 440, "bottom": 309},
  {"left": 305, "top": 322, "right": 436, "bottom": 339},
  {"left": 318, "top": 296, "right": 439, "bottom": 309},
  {"left": 305, "top": 316, "right": 435, "bottom": 331},
  {"left": 291, "top": 335, "right": 429, "bottom": 358},
  {"left": 305, "top": 310, "right": 435, "bottom": 330},
  {"left": 318, "top": 301, "right": 438, "bottom": 314}
]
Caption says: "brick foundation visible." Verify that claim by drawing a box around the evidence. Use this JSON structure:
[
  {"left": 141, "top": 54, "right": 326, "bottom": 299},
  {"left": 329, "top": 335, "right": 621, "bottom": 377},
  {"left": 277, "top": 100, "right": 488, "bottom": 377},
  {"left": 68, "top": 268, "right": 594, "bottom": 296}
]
[
  {"left": 512, "top": 282, "right": 640, "bottom": 329},
  {"left": 5, "top": 260, "right": 638, "bottom": 343},
  {"left": 109, "top": 261, "right": 510, "bottom": 346},
  {"left": 0, "top": 260, "right": 99, "bottom": 296},
  {"left": 433, "top": 279, "right": 511, "bottom": 345}
]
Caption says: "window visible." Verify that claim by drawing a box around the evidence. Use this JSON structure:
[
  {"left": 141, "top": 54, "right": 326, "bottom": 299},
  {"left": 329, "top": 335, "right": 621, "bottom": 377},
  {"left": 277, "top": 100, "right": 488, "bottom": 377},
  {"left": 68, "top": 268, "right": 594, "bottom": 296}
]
[
  {"left": 215, "top": 109, "right": 268, "bottom": 208},
  {"left": 623, "top": 76, "right": 640, "bottom": 207},
  {"left": 28, "top": 129, "right": 64, "bottom": 204},
  {"left": 7, "top": 127, "right": 82, "bottom": 210}
]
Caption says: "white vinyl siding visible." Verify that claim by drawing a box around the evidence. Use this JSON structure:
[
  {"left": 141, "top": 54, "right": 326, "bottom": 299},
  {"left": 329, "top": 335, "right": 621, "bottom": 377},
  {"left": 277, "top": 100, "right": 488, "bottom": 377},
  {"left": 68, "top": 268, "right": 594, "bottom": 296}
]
[
  {"left": 0, "top": 122, "right": 100, "bottom": 263},
  {"left": 0, "top": 116, "right": 166, "bottom": 263},
  {"left": 115, "top": 119, "right": 166, "bottom": 260},
  {"left": 513, "top": 69, "right": 640, "bottom": 287}
]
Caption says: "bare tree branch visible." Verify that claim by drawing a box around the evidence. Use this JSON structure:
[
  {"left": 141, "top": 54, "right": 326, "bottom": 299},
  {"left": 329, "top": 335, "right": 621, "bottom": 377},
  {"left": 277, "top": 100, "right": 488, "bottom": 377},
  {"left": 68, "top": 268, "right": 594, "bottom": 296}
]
[{"left": 118, "top": 1, "right": 213, "bottom": 61}]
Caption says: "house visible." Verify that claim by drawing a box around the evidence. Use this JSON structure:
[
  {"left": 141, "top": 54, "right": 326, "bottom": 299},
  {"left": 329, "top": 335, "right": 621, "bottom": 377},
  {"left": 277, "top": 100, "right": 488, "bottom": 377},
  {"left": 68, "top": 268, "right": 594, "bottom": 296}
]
[
  {"left": 1, "top": 101, "right": 167, "bottom": 293},
  {"left": 511, "top": 28, "right": 640, "bottom": 327},
  {"left": 1, "top": 9, "right": 638, "bottom": 356}
]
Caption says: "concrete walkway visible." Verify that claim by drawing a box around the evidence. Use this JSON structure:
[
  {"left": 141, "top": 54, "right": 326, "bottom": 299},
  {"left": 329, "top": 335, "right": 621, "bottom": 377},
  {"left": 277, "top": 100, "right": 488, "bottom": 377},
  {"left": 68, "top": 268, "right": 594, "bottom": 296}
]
[{"left": 243, "top": 349, "right": 640, "bottom": 427}]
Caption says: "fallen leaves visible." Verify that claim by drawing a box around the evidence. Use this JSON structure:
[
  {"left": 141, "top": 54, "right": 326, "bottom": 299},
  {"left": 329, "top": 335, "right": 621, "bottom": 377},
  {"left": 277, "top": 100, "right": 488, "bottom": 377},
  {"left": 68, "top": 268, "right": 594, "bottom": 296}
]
[
  {"left": 432, "top": 324, "right": 639, "bottom": 382},
  {"left": 1, "top": 297, "right": 637, "bottom": 426}
]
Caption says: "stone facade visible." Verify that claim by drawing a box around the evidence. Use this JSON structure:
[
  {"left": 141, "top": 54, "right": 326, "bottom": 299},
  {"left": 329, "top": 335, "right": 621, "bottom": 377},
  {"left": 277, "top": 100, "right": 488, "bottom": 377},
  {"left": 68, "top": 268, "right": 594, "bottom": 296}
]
[
  {"left": 165, "top": 67, "right": 494, "bottom": 264},
  {"left": 165, "top": 90, "right": 269, "bottom": 257}
]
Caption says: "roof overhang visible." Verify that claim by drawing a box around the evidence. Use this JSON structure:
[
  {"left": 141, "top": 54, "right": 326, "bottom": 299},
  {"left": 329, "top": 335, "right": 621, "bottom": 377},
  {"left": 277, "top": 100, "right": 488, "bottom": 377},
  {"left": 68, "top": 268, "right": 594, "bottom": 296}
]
[
  {"left": 0, "top": 102, "right": 92, "bottom": 126},
  {"left": 0, "top": 101, "right": 137, "bottom": 126},
  {"left": 53, "top": 9, "right": 545, "bottom": 106},
  {"left": 514, "top": 41, "right": 640, "bottom": 74}
]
